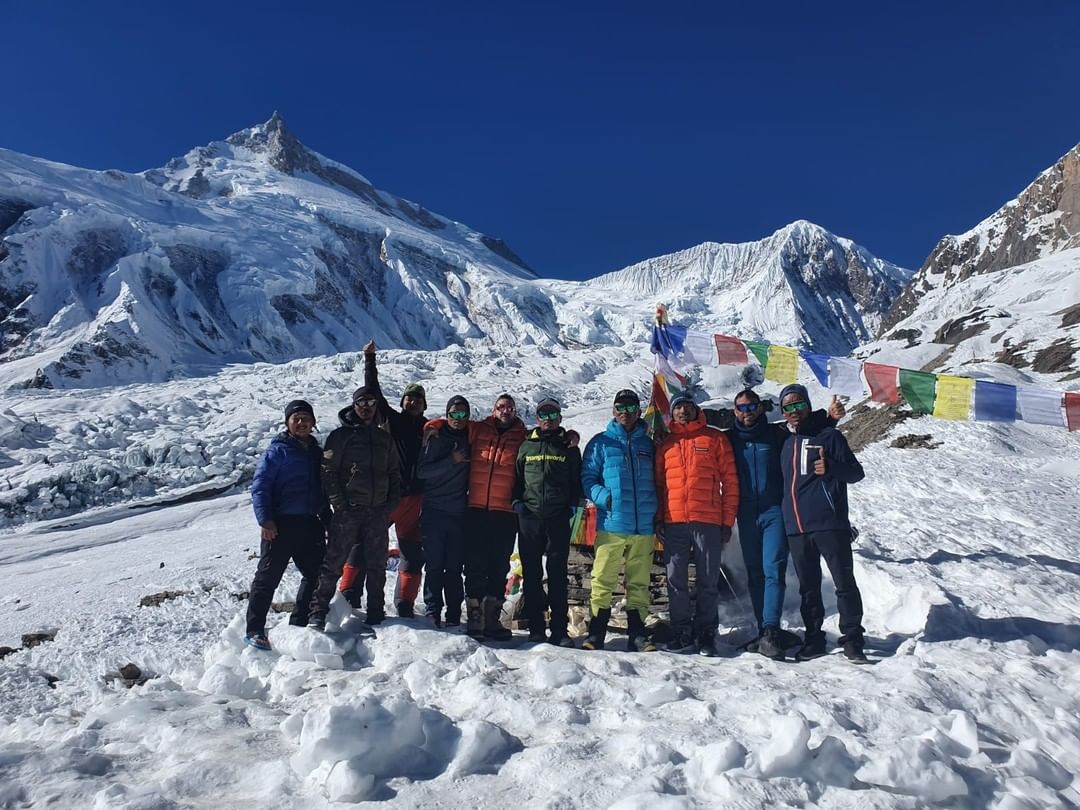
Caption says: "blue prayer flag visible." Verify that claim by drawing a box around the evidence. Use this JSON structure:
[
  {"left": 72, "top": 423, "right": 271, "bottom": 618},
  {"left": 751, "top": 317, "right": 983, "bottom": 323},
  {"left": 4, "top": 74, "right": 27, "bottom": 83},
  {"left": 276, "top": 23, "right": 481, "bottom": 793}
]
[
  {"left": 973, "top": 380, "right": 1017, "bottom": 423},
  {"left": 800, "top": 351, "right": 830, "bottom": 387}
]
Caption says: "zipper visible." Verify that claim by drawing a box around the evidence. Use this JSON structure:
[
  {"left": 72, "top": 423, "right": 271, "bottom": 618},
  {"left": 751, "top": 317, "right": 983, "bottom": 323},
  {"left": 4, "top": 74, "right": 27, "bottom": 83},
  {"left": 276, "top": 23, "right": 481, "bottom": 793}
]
[
  {"left": 627, "top": 428, "right": 639, "bottom": 533},
  {"left": 790, "top": 438, "right": 805, "bottom": 533},
  {"left": 485, "top": 427, "right": 499, "bottom": 508}
]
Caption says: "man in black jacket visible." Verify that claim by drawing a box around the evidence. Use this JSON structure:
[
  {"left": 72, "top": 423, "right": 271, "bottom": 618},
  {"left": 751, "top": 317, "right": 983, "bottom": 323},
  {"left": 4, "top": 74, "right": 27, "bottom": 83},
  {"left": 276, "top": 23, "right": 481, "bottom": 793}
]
[
  {"left": 338, "top": 340, "right": 428, "bottom": 618},
  {"left": 778, "top": 384, "right": 867, "bottom": 663},
  {"left": 309, "top": 386, "right": 401, "bottom": 629},
  {"left": 512, "top": 398, "right": 582, "bottom": 646}
]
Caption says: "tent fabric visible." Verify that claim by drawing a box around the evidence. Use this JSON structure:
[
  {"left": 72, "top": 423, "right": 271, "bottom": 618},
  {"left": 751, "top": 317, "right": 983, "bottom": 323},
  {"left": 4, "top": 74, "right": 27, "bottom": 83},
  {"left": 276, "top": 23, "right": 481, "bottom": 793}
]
[
  {"left": 973, "top": 381, "right": 1017, "bottom": 423},
  {"left": 933, "top": 375, "right": 974, "bottom": 420},
  {"left": 863, "top": 362, "right": 900, "bottom": 404},
  {"left": 899, "top": 369, "right": 937, "bottom": 414}
]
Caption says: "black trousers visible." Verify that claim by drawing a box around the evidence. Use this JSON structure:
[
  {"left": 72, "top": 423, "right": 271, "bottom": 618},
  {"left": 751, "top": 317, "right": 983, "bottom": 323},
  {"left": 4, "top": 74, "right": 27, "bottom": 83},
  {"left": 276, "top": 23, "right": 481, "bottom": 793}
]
[
  {"left": 517, "top": 511, "right": 571, "bottom": 636},
  {"left": 788, "top": 529, "right": 865, "bottom": 646},
  {"left": 309, "top": 507, "right": 388, "bottom": 619},
  {"left": 421, "top": 508, "right": 466, "bottom": 621},
  {"left": 246, "top": 515, "right": 325, "bottom": 635},
  {"left": 464, "top": 507, "right": 518, "bottom": 601}
]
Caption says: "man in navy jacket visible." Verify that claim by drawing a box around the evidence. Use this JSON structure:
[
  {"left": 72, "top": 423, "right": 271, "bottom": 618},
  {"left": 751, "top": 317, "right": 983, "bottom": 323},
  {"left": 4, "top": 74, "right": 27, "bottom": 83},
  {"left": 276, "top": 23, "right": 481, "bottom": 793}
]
[
  {"left": 245, "top": 400, "right": 330, "bottom": 650},
  {"left": 778, "top": 384, "right": 867, "bottom": 663}
]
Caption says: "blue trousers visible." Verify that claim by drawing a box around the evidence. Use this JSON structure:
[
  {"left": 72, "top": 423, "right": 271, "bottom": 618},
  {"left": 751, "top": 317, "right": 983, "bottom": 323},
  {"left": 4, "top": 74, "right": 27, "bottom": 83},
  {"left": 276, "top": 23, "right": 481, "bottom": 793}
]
[{"left": 736, "top": 505, "right": 789, "bottom": 631}]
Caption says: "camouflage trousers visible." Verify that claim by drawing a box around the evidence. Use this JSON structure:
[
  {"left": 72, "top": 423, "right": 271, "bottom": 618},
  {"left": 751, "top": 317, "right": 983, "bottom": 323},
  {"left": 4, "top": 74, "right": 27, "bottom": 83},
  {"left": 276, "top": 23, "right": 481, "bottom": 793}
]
[{"left": 309, "top": 506, "right": 389, "bottom": 618}]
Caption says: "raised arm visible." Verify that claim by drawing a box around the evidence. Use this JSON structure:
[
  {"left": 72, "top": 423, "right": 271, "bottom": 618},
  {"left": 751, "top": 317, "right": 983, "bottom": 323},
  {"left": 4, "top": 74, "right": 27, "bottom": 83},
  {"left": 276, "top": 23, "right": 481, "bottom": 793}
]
[{"left": 363, "top": 340, "right": 394, "bottom": 421}]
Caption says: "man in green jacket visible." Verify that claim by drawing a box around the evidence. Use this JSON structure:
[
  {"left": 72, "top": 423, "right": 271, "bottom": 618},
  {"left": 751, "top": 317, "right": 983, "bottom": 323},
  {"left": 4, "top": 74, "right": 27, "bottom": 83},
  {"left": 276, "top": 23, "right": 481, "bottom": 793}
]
[
  {"left": 511, "top": 397, "right": 582, "bottom": 646},
  {"left": 308, "top": 385, "right": 402, "bottom": 629}
]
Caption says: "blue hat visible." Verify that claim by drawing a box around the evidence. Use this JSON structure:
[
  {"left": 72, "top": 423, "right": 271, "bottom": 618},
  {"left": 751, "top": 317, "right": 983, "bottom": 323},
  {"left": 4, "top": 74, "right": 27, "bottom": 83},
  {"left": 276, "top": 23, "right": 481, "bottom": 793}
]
[
  {"left": 778, "top": 384, "right": 811, "bottom": 407},
  {"left": 669, "top": 394, "right": 697, "bottom": 411}
]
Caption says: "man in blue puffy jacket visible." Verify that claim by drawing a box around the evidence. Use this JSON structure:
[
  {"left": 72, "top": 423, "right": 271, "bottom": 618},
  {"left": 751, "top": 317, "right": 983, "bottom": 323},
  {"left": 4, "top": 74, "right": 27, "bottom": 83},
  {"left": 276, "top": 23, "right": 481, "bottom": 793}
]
[
  {"left": 778, "top": 384, "right": 867, "bottom": 663},
  {"left": 580, "top": 389, "right": 659, "bottom": 652},
  {"left": 245, "top": 400, "right": 330, "bottom": 650}
]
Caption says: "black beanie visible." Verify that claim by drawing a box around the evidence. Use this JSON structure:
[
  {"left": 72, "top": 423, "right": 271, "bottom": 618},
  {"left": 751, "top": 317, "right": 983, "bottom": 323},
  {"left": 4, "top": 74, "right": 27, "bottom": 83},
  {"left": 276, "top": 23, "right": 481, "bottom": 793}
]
[
  {"left": 446, "top": 395, "right": 470, "bottom": 415},
  {"left": 284, "top": 399, "right": 315, "bottom": 423}
]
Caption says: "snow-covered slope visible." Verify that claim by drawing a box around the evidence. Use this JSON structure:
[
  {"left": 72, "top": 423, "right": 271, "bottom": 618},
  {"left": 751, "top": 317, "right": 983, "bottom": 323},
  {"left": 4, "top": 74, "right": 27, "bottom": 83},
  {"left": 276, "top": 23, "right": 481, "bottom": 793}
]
[
  {"left": 578, "top": 220, "right": 912, "bottom": 356},
  {"left": 0, "top": 116, "right": 910, "bottom": 390}
]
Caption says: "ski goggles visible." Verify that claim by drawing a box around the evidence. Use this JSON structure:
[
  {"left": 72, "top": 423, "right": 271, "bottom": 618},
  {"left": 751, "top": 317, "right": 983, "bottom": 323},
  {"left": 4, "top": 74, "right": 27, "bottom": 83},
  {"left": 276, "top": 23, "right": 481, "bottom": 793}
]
[
  {"left": 735, "top": 402, "right": 759, "bottom": 413},
  {"left": 354, "top": 397, "right": 378, "bottom": 408},
  {"left": 614, "top": 403, "right": 639, "bottom": 414},
  {"left": 781, "top": 400, "right": 810, "bottom": 414},
  {"left": 537, "top": 409, "right": 561, "bottom": 420},
  {"left": 447, "top": 409, "right": 470, "bottom": 420}
]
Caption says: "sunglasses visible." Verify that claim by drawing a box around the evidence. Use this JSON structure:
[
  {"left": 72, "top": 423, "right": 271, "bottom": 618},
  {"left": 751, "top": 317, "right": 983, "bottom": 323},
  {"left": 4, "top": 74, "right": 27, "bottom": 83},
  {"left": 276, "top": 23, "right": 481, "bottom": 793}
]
[
  {"left": 781, "top": 400, "right": 810, "bottom": 414},
  {"left": 537, "top": 409, "right": 561, "bottom": 420},
  {"left": 447, "top": 409, "right": 469, "bottom": 419},
  {"left": 735, "top": 402, "right": 759, "bottom": 413},
  {"left": 354, "top": 398, "right": 378, "bottom": 408},
  {"left": 614, "top": 403, "right": 639, "bottom": 414}
]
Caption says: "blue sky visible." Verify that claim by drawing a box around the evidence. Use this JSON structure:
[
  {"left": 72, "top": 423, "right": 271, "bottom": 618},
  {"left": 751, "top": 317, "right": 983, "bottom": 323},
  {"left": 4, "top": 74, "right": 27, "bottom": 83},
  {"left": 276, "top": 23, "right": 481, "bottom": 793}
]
[{"left": 3, "top": 1, "right": 1079, "bottom": 279}]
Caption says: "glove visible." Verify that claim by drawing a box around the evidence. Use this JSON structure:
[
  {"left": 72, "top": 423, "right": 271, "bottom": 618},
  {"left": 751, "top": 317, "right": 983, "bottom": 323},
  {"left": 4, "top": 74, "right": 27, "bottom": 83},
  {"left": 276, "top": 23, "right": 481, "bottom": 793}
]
[
  {"left": 513, "top": 501, "right": 530, "bottom": 517},
  {"left": 718, "top": 525, "right": 732, "bottom": 544}
]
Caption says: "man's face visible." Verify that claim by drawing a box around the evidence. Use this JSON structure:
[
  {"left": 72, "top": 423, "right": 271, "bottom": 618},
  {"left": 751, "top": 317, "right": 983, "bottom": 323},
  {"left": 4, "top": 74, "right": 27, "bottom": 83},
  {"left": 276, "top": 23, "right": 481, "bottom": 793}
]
[
  {"left": 447, "top": 404, "right": 470, "bottom": 431},
  {"left": 492, "top": 398, "right": 516, "bottom": 428},
  {"left": 286, "top": 411, "right": 314, "bottom": 439},
  {"left": 781, "top": 393, "right": 810, "bottom": 429},
  {"left": 734, "top": 395, "right": 763, "bottom": 427},
  {"left": 672, "top": 401, "right": 697, "bottom": 425},
  {"left": 613, "top": 400, "right": 640, "bottom": 430},
  {"left": 402, "top": 394, "right": 425, "bottom": 417},
  {"left": 353, "top": 396, "right": 378, "bottom": 425},
  {"left": 537, "top": 406, "right": 562, "bottom": 432}
]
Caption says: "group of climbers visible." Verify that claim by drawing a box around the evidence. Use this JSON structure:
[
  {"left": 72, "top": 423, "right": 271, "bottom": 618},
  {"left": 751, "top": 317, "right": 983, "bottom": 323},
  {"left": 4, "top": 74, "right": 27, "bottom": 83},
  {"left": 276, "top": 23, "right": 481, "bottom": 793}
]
[{"left": 243, "top": 344, "right": 868, "bottom": 663}]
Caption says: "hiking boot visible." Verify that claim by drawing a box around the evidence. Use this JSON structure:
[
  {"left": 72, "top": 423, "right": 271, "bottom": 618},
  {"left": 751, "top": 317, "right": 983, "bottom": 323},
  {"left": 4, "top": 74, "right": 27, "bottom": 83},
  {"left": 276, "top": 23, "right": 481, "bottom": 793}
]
[
  {"left": 741, "top": 633, "right": 762, "bottom": 654},
  {"left": 466, "top": 598, "right": 484, "bottom": 638},
  {"left": 365, "top": 607, "right": 385, "bottom": 626},
  {"left": 581, "top": 608, "right": 611, "bottom": 651},
  {"left": 483, "top": 597, "right": 512, "bottom": 641},
  {"left": 757, "top": 626, "right": 787, "bottom": 661},
  {"left": 243, "top": 632, "right": 272, "bottom": 651},
  {"left": 842, "top": 639, "right": 868, "bottom": 663},
  {"left": 777, "top": 628, "right": 803, "bottom": 650},
  {"left": 697, "top": 633, "right": 719, "bottom": 658},
  {"left": 427, "top": 611, "right": 443, "bottom": 628},
  {"left": 795, "top": 636, "right": 828, "bottom": 662},
  {"left": 666, "top": 632, "right": 696, "bottom": 653},
  {"left": 396, "top": 601, "right": 415, "bottom": 619},
  {"left": 307, "top": 614, "right": 326, "bottom": 632},
  {"left": 626, "top": 610, "right": 656, "bottom": 652}
]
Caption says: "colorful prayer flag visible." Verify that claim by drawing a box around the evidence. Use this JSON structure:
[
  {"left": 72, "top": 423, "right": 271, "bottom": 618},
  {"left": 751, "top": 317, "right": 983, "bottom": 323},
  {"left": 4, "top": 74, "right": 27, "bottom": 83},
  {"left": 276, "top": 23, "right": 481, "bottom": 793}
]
[
  {"left": 899, "top": 369, "right": 937, "bottom": 414},
  {"left": 828, "top": 357, "right": 865, "bottom": 398},
  {"left": 1018, "top": 386, "right": 1064, "bottom": 427},
  {"left": 863, "top": 362, "right": 900, "bottom": 404},
  {"left": 1065, "top": 392, "right": 1080, "bottom": 432},
  {"left": 765, "top": 345, "right": 799, "bottom": 385},
  {"left": 933, "top": 375, "right": 974, "bottom": 420},
  {"left": 744, "top": 340, "right": 770, "bottom": 369},
  {"left": 714, "top": 334, "right": 749, "bottom": 365},
  {"left": 973, "top": 381, "right": 1017, "bottom": 423},
  {"left": 800, "top": 351, "right": 830, "bottom": 387}
]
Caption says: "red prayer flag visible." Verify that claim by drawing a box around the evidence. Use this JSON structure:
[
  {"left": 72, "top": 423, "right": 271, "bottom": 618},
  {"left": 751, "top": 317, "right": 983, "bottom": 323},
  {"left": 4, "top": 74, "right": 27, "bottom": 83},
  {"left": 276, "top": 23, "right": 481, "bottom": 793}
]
[
  {"left": 714, "top": 334, "right": 749, "bottom": 365},
  {"left": 650, "top": 373, "right": 670, "bottom": 414},
  {"left": 864, "top": 362, "right": 900, "bottom": 404},
  {"left": 1066, "top": 392, "right": 1080, "bottom": 432}
]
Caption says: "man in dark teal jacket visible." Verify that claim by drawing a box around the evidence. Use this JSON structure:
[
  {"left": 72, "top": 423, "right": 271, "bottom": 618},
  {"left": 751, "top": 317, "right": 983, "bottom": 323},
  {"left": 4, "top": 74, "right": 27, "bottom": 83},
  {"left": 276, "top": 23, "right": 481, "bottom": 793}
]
[{"left": 778, "top": 384, "right": 867, "bottom": 663}]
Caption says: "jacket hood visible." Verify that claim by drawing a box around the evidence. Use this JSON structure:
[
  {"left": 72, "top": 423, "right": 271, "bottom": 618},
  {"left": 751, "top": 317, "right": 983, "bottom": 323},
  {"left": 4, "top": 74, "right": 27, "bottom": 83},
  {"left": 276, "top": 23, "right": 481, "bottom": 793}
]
[{"left": 338, "top": 405, "right": 378, "bottom": 429}]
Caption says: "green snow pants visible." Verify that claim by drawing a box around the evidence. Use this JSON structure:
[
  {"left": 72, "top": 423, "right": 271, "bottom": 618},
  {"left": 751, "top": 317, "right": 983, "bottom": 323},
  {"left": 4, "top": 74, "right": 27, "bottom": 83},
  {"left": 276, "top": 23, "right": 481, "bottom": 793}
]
[{"left": 589, "top": 530, "right": 654, "bottom": 617}]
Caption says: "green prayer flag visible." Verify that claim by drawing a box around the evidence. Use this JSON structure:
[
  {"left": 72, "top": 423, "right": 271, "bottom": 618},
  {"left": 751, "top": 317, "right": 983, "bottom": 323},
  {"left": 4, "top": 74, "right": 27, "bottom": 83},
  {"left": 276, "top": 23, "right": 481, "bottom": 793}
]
[
  {"left": 899, "top": 369, "right": 937, "bottom": 414},
  {"left": 744, "top": 340, "right": 770, "bottom": 369}
]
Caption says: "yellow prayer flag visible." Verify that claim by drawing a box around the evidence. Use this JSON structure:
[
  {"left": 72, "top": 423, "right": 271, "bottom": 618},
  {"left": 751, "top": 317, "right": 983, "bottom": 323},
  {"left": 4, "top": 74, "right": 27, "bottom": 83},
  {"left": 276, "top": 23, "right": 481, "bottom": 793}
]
[
  {"left": 933, "top": 375, "right": 974, "bottom": 420},
  {"left": 764, "top": 345, "right": 799, "bottom": 385}
]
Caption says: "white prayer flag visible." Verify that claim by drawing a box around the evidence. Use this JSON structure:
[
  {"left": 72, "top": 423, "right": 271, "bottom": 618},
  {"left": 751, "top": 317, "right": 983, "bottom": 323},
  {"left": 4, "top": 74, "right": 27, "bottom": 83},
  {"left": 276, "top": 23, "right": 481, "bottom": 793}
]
[
  {"left": 828, "top": 357, "right": 865, "bottom": 398},
  {"left": 1018, "top": 385, "right": 1064, "bottom": 427}
]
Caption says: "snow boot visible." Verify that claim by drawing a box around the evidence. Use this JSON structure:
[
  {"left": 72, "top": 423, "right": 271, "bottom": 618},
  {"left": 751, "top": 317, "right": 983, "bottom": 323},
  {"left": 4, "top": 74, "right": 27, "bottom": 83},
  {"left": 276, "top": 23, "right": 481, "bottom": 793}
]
[
  {"left": 483, "top": 597, "right": 512, "bottom": 641},
  {"left": 842, "top": 639, "right": 868, "bottom": 664},
  {"left": 795, "top": 635, "right": 828, "bottom": 662},
  {"left": 466, "top": 598, "right": 485, "bottom": 638},
  {"left": 697, "top": 632, "right": 719, "bottom": 658},
  {"left": 307, "top": 614, "right": 326, "bottom": 632},
  {"left": 666, "top": 631, "right": 696, "bottom": 653},
  {"left": 757, "top": 626, "right": 787, "bottom": 661},
  {"left": 626, "top": 609, "right": 656, "bottom": 652},
  {"left": 581, "top": 608, "right": 611, "bottom": 651},
  {"left": 396, "top": 600, "right": 415, "bottom": 619},
  {"left": 365, "top": 605, "right": 385, "bottom": 626}
]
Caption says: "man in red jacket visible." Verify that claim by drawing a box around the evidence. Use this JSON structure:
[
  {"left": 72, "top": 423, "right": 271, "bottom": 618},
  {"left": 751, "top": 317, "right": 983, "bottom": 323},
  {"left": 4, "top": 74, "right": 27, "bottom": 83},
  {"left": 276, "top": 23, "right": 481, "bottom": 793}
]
[
  {"left": 654, "top": 395, "right": 740, "bottom": 656},
  {"left": 424, "top": 394, "right": 526, "bottom": 640}
]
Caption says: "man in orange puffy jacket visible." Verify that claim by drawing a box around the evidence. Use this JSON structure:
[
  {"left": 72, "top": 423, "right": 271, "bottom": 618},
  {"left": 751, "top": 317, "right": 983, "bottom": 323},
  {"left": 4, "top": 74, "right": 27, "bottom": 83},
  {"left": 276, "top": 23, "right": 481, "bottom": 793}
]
[
  {"left": 654, "top": 394, "right": 740, "bottom": 656},
  {"left": 424, "top": 393, "right": 526, "bottom": 640}
]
